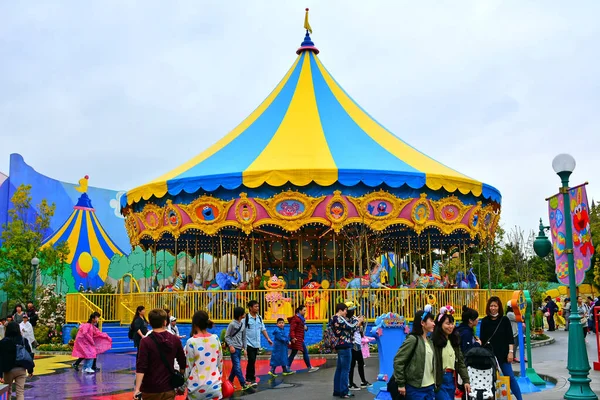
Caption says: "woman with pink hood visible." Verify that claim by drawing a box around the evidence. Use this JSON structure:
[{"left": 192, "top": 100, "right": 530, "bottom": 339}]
[{"left": 72, "top": 312, "right": 112, "bottom": 374}]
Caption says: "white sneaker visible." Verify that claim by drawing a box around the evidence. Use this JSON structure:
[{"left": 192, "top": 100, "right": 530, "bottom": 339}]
[
  {"left": 308, "top": 367, "right": 319, "bottom": 373},
  {"left": 84, "top": 368, "right": 95, "bottom": 374}
]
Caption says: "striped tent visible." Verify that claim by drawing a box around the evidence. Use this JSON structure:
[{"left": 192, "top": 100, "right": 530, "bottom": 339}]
[
  {"left": 123, "top": 32, "right": 500, "bottom": 207},
  {"left": 42, "top": 192, "right": 124, "bottom": 290}
]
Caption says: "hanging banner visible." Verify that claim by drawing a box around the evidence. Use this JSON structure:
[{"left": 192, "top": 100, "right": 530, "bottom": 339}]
[{"left": 547, "top": 183, "right": 594, "bottom": 285}]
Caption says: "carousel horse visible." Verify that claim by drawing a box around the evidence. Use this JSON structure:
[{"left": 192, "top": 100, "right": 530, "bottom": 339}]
[
  {"left": 456, "top": 268, "right": 478, "bottom": 289},
  {"left": 346, "top": 263, "right": 386, "bottom": 289},
  {"left": 207, "top": 266, "right": 242, "bottom": 319}
]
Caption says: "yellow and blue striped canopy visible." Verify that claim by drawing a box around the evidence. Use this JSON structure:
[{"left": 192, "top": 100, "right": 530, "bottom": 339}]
[
  {"left": 125, "top": 34, "right": 500, "bottom": 206},
  {"left": 42, "top": 193, "right": 124, "bottom": 288}
]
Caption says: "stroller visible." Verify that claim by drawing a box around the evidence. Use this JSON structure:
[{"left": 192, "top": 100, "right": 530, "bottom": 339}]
[{"left": 463, "top": 347, "right": 498, "bottom": 400}]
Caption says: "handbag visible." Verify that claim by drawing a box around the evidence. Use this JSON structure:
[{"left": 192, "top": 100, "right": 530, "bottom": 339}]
[
  {"left": 387, "top": 335, "right": 419, "bottom": 400},
  {"left": 149, "top": 333, "right": 185, "bottom": 389},
  {"left": 15, "top": 338, "right": 34, "bottom": 370}
]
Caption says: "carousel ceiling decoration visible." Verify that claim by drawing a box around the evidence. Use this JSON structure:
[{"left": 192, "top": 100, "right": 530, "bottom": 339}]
[
  {"left": 125, "top": 189, "right": 499, "bottom": 248},
  {"left": 121, "top": 14, "right": 501, "bottom": 253}
]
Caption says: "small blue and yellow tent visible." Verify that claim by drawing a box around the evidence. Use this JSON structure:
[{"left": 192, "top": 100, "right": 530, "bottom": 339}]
[
  {"left": 123, "top": 30, "right": 500, "bottom": 207},
  {"left": 43, "top": 182, "right": 124, "bottom": 290}
]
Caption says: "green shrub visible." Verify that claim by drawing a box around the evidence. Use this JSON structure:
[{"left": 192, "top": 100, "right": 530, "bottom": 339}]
[
  {"left": 34, "top": 325, "right": 50, "bottom": 345},
  {"left": 534, "top": 310, "right": 544, "bottom": 330},
  {"left": 70, "top": 327, "right": 79, "bottom": 340},
  {"left": 531, "top": 333, "right": 550, "bottom": 341},
  {"left": 37, "top": 343, "right": 72, "bottom": 352}
]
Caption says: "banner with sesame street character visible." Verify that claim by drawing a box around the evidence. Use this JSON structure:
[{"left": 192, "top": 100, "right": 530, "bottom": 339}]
[{"left": 548, "top": 183, "right": 594, "bottom": 285}]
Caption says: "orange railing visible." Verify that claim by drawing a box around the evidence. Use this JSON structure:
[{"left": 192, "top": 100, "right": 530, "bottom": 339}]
[{"left": 67, "top": 289, "right": 513, "bottom": 325}]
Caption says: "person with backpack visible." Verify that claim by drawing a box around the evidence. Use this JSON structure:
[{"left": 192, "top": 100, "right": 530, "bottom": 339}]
[
  {"left": 130, "top": 306, "right": 148, "bottom": 359},
  {"left": 245, "top": 300, "right": 273, "bottom": 386},
  {"left": 392, "top": 306, "right": 436, "bottom": 400},
  {"left": 331, "top": 302, "right": 364, "bottom": 399},
  {"left": 71, "top": 312, "right": 112, "bottom": 374},
  {"left": 134, "top": 308, "right": 185, "bottom": 400},
  {"left": 225, "top": 306, "right": 252, "bottom": 391},
  {"left": 0, "top": 321, "right": 35, "bottom": 400},
  {"left": 287, "top": 304, "right": 319, "bottom": 373}
]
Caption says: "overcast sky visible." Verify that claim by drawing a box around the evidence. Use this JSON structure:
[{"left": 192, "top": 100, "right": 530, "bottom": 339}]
[{"left": 1, "top": 1, "right": 599, "bottom": 235}]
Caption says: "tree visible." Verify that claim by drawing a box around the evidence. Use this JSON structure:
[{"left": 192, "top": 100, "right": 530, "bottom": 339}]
[
  {"left": 0, "top": 184, "right": 70, "bottom": 304},
  {"left": 503, "top": 226, "right": 550, "bottom": 305}
]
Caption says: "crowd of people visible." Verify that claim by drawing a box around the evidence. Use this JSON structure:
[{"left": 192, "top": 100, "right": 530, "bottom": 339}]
[
  {"left": 128, "top": 301, "right": 320, "bottom": 399},
  {"left": 540, "top": 295, "right": 600, "bottom": 338},
  {"left": 3, "top": 292, "right": 595, "bottom": 400},
  {"left": 388, "top": 297, "right": 523, "bottom": 400}
]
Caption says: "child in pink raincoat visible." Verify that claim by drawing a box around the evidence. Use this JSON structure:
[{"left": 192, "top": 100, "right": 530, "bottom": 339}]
[{"left": 72, "top": 312, "right": 112, "bottom": 374}]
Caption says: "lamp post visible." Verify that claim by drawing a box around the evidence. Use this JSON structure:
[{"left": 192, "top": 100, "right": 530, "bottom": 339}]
[
  {"left": 533, "top": 153, "right": 597, "bottom": 400},
  {"left": 31, "top": 256, "right": 39, "bottom": 304}
]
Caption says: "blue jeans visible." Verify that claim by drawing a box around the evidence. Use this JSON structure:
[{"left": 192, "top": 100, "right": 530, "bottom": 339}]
[
  {"left": 434, "top": 371, "right": 455, "bottom": 400},
  {"left": 288, "top": 342, "right": 312, "bottom": 369},
  {"left": 499, "top": 362, "right": 523, "bottom": 400},
  {"left": 83, "top": 358, "right": 94, "bottom": 370},
  {"left": 333, "top": 348, "right": 351, "bottom": 396},
  {"left": 229, "top": 348, "right": 245, "bottom": 386},
  {"left": 406, "top": 384, "right": 435, "bottom": 400}
]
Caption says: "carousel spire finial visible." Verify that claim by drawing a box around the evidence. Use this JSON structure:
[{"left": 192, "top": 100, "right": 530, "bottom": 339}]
[
  {"left": 297, "top": 8, "right": 319, "bottom": 55},
  {"left": 304, "top": 8, "right": 312, "bottom": 34}
]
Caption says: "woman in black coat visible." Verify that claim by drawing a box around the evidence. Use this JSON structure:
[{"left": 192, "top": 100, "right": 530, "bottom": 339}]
[
  {"left": 0, "top": 321, "right": 35, "bottom": 400},
  {"left": 130, "top": 306, "right": 148, "bottom": 359},
  {"left": 480, "top": 297, "right": 522, "bottom": 400}
]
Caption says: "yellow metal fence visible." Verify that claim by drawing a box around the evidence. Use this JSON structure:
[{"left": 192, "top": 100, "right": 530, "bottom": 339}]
[{"left": 67, "top": 289, "right": 513, "bottom": 326}]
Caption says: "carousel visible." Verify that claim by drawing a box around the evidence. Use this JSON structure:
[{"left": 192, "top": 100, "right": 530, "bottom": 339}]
[{"left": 119, "top": 13, "right": 502, "bottom": 322}]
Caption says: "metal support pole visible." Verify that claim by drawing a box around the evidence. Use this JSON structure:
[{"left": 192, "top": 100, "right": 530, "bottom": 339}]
[{"left": 558, "top": 171, "right": 597, "bottom": 400}]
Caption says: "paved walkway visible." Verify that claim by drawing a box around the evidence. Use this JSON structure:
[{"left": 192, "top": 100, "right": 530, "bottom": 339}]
[
  {"left": 514, "top": 329, "right": 600, "bottom": 399},
  {"left": 9, "top": 329, "right": 600, "bottom": 399}
]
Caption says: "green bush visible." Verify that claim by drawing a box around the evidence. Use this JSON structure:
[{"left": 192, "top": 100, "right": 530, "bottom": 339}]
[
  {"left": 34, "top": 325, "right": 50, "bottom": 345},
  {"left": 37, "top": 343, "right": 72, "bottom": 352},
  {"left": 70, "top": 327, "right": 79, "bottom": 340},
  {"left": 531, "top": 333, "right": 550, "bottom": 341},
  {"left": 534, "top": 310, "right": 544, "bottom": 330}
]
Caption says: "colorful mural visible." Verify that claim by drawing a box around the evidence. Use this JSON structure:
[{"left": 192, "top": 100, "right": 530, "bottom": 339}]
[{"left": 0, "top": 154, "right": 151, "bottom": 292}]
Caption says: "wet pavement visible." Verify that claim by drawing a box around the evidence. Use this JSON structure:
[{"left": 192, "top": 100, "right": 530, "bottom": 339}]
[{"left": 6, "top": 329, "right": 599, "bottom": 399}]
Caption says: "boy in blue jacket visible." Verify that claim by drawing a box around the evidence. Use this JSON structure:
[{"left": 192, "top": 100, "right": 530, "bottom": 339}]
[{"left": 269, "top": 318, "right": 294, "bottom": 377}]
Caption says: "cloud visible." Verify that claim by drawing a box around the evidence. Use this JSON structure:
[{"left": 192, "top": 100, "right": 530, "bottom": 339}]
[{"left": 1, "top": 1, "right": 599, "bottom": 234}]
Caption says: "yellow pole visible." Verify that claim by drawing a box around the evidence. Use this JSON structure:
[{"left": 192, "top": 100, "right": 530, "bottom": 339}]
[
  {"left": 220, "top": 234, "right": 224, "bottom": 273},
  {"left": 299, "top": 236, "right": 302, "bottom": 273},
  {"left": 428, "top": 232, "right": 432, "bottom": 271},
  {"left": 174, "top": 238, "right": 178, "bottom": 278},
  {"left": 259, "top": 239, "right": 263, "bottom": 278},
  {"left": 334, "top": 234, "right": 337, "bottom": 279},
  {"left": 251, "top": 237, "right": 255, "bottom": 278},
  {"left": 185, "top": 241, "right": 189, "bottom": 280},
  {"left": 408, "top": 238, "right": 412, "bottom": 279}
]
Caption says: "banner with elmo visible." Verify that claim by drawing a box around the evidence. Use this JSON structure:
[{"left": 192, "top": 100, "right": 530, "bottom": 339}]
[{"left": 547, "top": 183, "right": 594, "bottom": 285}]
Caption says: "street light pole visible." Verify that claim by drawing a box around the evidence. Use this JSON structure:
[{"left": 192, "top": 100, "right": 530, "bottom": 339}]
[
  {"left": 552, "top": 154, "right": 596, "bottom": 400},
  {"left": 31, "top": 256, "right": 39, "bottom": 304}
]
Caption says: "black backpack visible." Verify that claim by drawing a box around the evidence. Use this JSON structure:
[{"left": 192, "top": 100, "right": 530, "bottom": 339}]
[
  {"left": 245, "top": 313, "right": 262, "bottom": 328},
  {"left": 128, "top": 322, "right": 135, "bottom": 340}
]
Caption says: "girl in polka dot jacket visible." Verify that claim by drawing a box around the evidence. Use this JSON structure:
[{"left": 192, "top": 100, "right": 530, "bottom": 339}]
[{"left": 185, "top": 311, "right": 224, "bottom": 400}]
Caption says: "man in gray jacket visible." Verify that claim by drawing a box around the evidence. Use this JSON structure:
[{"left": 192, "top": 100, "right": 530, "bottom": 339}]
[{"left": 225, "top": 307, "right": 251, "bottom": 390}]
